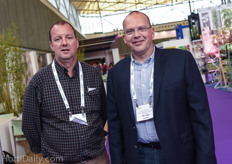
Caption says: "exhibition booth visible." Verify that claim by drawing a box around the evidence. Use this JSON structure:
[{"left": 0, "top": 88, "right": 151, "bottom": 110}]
[{"left": 156, "top": 4, "right": 232, "bottom": 91}]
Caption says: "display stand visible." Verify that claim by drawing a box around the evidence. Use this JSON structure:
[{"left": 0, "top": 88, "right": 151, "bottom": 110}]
[
  {"left": 217, "top": 55, "right": 228, "bottom": 88},
  {"left": 219, "top": 44, "right": 232, "bottom": 91},
  {"left": 226, "top": 45, "right": 232, "bottom": 92},
  {"left": 192, "top": 39, "right": 206, "bottom": 69},
  {"left": 207, "top": 45, "right": 232, "bottom": 90},
  {"left": 192, "top": 39, "right": 207, "bottom": 83},
  {"left": 207, "top": 56, "right": 220, "bottom": 88}
]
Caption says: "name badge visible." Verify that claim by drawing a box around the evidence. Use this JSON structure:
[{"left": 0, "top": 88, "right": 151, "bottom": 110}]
[
  {"left": 69, "top": 113, "right": 88, "bottom": 125},
  {"left": 136, "top": 104, "right": 153, "bottom": 122}
]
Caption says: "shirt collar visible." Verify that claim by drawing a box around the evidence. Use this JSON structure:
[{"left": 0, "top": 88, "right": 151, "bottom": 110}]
[
  {"left": 130, "top": 45, "right": 155, "bottom": 65},
  {"left": 54, "top": 59, "right": 79, "bottom": 76}
]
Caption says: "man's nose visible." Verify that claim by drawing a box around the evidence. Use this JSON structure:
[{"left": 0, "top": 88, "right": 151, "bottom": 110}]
[
  {"left": 134, "top": 29, "right": 140, "bottom": 36},
  {"left": 61, "top": 38, "right": 68, "bottom": 45}
]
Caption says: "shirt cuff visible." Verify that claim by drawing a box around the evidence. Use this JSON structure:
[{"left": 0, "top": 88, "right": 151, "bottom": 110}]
[{"left": 31, "top": 146, "right": 41, "bottom": 154}]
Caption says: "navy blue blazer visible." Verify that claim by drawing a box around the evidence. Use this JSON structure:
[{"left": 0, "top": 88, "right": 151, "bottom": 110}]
[{"left": 107, "top": 47, "right": 217, "bottom": 164}]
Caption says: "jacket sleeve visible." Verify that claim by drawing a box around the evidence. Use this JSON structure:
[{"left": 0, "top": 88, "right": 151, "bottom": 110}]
[
  {"left": 22, "top": 79, "right": 42, "bottom": 154},
  {"left": 107, "top": 70, "right": 125, "bottom": 164},
  {"left": 185, "top": 51, "right": 217, "bottom": 164},
  {"left": 98, "top": 72, "right": 107, "bottom": 127}
]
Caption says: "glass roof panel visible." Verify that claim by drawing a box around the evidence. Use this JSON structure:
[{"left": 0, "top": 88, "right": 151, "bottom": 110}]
[{"left": 70, "top": 0, "right": 190, "bottom": 15}]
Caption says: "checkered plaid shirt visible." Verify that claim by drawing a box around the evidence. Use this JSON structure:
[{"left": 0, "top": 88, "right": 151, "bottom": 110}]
[{"left": 22, "top": 60, "right": 107, "bottom": 163}]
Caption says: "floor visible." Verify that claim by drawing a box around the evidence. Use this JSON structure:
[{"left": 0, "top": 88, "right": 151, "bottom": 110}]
[{"left": 205, "top": 86, "right": 232, "bottom": 164}]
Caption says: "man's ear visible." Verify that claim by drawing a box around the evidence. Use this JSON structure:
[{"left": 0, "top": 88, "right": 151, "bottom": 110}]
[
  {"left": 76, "top": 38, "right": 79, "bottom": 49},
  {"left": 49, "top": 41, "right": 54, "bottom": 51},
  {"left": 122, "top": 34, "right": 127, "bottom": 44},
  {"left": 151, "top": 27, "right": 155, "bottom": 39}
]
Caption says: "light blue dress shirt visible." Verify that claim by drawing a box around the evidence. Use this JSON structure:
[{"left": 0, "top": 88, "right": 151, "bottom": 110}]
[{"left": 130, "top": 46, "right": 159, "bottom": 143}]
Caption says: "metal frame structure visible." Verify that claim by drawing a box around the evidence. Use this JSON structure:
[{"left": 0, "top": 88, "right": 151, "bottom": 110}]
[
  {"left": 71, "top": 0, "right": 192, "bottom": 16},
  {"left": 42, "top": 0, "right": 222, "bottom": 34},
  {"left": 42, "top": 0, "right": 82, "bottom": 32}
]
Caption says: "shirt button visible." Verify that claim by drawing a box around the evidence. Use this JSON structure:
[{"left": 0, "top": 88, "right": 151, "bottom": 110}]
[
  {"left": 133, "top": 126, "right": 136, "bottom": 130},
  {"left": 142, "top": 84, "right": 145, "bottom": 87},
  {"left": 134, "top": 145, "right": 137, "bottom": 149}
]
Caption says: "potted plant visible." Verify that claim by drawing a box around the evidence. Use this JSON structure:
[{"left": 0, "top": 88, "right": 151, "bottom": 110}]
[{"left": 0, "top": 24, "right": 29, "bottom": 117}]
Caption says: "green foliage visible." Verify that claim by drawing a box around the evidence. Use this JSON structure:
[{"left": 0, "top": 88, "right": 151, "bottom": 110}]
[
  {"left": 222, "top": 8, "right": 232, "bottom": 28},
  {"left": 190, "top": 25, "right": 200, "bottom": 40},
  {"left": 0, "top": 24, "right": 28, "bottom": 116},
  {"left": 77, "top": 40, "right": 85, "bottom": 62},
  {"left": 212, "top": 9, "right": 220, "bottom": 29}
]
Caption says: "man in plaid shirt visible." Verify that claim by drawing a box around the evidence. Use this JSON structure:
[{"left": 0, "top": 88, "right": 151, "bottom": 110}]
[{"left": 22, "top": 20, "right": 109, "bottom": 164}]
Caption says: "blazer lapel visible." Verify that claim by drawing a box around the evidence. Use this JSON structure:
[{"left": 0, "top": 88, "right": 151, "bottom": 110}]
[
  {"left": 122, "top": 57, "right": 136, "bottom": 124},
  {"left": 154, "top": 47, "right": 166, "bottom": 116}
]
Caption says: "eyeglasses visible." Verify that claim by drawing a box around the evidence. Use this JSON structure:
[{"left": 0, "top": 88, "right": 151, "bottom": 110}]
[{"left": 125, "top": 26, "right": 151, "bottom": 35}]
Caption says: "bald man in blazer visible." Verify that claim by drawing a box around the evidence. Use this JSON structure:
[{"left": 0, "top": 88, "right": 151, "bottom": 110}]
[{"left": 107, "top": 11, "right": 217, "bottom": 164}]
